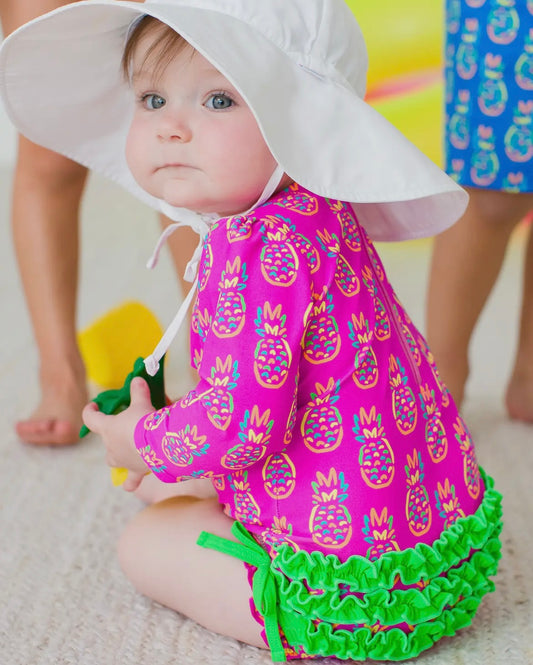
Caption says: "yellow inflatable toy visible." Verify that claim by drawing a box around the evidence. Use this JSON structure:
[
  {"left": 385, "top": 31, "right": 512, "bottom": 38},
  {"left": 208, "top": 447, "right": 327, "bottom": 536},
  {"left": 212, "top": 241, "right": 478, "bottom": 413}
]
[
  {"left": 346, "top": 0, "right": 444, "bottom": 166},
  {"left": 78, "top": 300, "right": 163, "bottom": 389}
]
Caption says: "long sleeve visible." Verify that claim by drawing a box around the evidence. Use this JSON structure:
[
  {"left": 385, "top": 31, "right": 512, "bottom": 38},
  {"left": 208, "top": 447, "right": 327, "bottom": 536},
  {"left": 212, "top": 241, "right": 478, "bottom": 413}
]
[{"left": 134, "top": 212, "right": 314, "bottom": 482}]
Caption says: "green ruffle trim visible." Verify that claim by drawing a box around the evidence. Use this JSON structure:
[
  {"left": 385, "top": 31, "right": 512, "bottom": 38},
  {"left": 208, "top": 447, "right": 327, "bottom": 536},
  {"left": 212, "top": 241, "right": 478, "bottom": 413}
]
[{"left": 272, "top": 469, "right": 502, "bottom": 661}]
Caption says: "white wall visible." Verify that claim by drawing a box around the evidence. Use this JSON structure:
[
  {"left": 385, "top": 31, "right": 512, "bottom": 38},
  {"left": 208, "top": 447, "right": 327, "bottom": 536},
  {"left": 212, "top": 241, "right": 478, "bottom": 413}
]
[{"left": 0, "top": 28, "right": 17, "bottom": 167}]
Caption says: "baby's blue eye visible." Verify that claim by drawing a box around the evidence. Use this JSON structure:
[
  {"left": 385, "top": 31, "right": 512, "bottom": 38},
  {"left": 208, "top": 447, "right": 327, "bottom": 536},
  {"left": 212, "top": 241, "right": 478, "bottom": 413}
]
[
  {"left": 143, "top": 94, "right": 166, "bottom": 110},
  {"left": 206, "top": 94, "right": 233, "bottom": 110}
]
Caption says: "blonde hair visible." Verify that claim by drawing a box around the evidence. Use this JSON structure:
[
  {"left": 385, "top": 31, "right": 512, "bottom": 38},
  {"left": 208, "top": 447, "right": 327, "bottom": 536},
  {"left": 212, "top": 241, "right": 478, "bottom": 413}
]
[{"left": 122, "top": 15, "right": 192, "bottom": 81}]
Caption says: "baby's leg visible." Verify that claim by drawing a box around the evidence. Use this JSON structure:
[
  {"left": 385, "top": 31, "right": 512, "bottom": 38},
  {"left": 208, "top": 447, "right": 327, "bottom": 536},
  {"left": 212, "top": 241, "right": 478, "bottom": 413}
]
[
  {"left": 117, "top": 496, "right": 266, "bottom": 650},
  {"left": 134, "top": 473, "right": 217, "bottom": 504},
  {"left": 506, "top": 211, "right": 533, "bottom": 422}
]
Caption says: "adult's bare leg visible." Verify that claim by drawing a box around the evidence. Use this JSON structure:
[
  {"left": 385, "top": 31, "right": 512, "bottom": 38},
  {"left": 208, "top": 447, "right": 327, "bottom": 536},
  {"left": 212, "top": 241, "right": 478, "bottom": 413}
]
[{"left": 11, "top": 137, "right": 88, "bottom": 445}]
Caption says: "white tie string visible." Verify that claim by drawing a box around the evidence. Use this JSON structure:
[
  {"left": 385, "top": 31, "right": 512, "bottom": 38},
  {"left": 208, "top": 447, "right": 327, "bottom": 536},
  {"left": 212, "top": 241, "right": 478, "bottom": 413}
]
[
  {"left": 143, "top": 164, "right": 285, "bottom": 377},
  {"left": 143, "top": 215, "right": 211, "bottom": 376}
]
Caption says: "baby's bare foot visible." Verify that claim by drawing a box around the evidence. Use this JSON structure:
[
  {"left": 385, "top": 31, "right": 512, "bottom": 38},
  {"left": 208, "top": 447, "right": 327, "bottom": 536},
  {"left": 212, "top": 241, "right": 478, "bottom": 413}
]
[{"left": 505, "top": 373, "right": 533, "bottom": 424}]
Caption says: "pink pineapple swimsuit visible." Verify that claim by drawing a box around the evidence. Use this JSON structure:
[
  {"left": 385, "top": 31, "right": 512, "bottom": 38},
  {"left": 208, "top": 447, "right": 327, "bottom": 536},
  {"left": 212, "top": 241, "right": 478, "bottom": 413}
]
[{"left": 134, "top": 183, "right": 502, "bottom": 662}]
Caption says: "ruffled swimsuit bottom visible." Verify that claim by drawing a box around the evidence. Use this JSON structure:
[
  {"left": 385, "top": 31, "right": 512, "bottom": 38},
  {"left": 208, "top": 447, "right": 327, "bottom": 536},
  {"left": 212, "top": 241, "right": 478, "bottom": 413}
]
[{"left": 198, "top": 470, "right": 502, "bottom": 663}]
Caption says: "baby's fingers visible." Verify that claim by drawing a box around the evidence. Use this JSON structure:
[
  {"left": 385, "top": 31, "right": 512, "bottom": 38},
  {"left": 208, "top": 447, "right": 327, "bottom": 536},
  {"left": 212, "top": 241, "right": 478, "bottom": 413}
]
[
  {"left": 122, "top": 470, "right": 147, "bottom": 493},
  {"left": 82, "top": 401, "right": 107, "bottom": 434}
]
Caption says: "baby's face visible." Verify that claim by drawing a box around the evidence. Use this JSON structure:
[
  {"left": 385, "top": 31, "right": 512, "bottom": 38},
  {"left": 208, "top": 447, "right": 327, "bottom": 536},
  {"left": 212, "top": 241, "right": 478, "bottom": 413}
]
[{"left": 126, "top": 33, "right": 278, "bottom": 216}]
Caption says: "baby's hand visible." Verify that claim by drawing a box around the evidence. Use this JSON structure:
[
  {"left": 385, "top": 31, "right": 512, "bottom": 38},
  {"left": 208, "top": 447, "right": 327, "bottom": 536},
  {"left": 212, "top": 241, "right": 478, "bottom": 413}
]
[{"left": 82, "top": 377, "right": 154, "bottom": 490}]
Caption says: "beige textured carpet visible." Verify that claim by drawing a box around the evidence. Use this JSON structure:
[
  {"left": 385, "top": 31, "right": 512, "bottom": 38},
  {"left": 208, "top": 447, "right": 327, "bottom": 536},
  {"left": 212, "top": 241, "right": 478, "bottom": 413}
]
[{"left": 1, "top": 171, "right": 532, "bottom": 664}]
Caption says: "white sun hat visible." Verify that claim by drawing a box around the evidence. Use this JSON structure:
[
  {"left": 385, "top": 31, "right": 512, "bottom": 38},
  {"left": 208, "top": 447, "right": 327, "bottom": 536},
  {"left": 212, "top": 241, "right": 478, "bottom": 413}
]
[{"left": 0, "top": 0, "right": 467, "bottom": 242}]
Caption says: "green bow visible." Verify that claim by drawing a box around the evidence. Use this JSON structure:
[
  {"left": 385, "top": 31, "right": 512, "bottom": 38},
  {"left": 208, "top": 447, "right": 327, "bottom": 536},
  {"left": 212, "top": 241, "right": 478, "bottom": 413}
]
[{"left": 197, "top": 521, "right": 286, "bottom": 662}]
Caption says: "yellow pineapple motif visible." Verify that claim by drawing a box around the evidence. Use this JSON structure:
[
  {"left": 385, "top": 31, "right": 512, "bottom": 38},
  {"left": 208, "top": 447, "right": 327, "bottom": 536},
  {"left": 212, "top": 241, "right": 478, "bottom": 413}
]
[
  {"left": 221, "top": 406, "right": 273, "bottom": 470},
  {"left": 262, "top": 451, "right": 296, "bottom": 499},
  {"left": 417, "top": 334, "right": 450, "bottom": 408},
  {"left": 143, "top": 406, "right": 171, "bottom": 431},
  {"left": 327, "top": 199, "right": 362, "bottom": 252},
  {"left": 317, "top": 229, "right": 360, "bottom": 296},
  {"left": 309, "top": 468, "right": 352, "bottom": 549},
  {"left": 454, "top": 416, "right": 481, "bottom": 500},
  {"left": 161, "top": 424, "right": 209, "bottom": 467},
  {"left": 198, "top": 235, "right": 213, "bottom": 292},
  {"left": 405, "top": 450, "right": 432, "bottom": 537},
  {"left": 420, "top": 384, "right": 448, "bottom": 463},
  {"left": 361, "top": 265, "right": 391, "bottom": 341},
  {"left": 259, "top": 215, "right": 300, "bottom": 286},
  {"left": 353, "top": 406, "right": 395, "bottom": 489},
  {"left": 200, "top": 355, "right": 239, "bottom": 430},
  {"left": 436, "top": 479, "right": 466, "bottom": 528},
  {"left": 230, "top": 470, "right": 261, "bottom": 525},
  {"left": 254, "top": 302, "right": 292, "bottom": 388},
  {"left": 389, "top": 354, "right": 418, "bottom": 435},
  {"left": 348, "top": 312, "right": 379, "bottom": 389},
  {"left": 213, "top": 257, "right": 248, "bottom": 338},
  {"left": 362, "top": 507, "right": 400, "bottom": 561},
  {"left": 301, "top": 378, "right": 343, "bottom": 453},
  {"left": 274, "top": 183, "right": 319, "bottom": 215},
  {"left": 303, "top": 288, "right": 341, "bottom": 365},
  {"left": 226, "top": 214, "right": 254, "bottom": 243},
  {"left": 261, "top": 516, "right": 299, "bottom": 555}
]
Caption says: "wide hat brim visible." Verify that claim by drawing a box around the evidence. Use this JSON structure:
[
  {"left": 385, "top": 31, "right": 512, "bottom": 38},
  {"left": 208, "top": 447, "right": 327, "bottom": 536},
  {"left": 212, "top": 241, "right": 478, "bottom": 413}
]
[{"left": 0, "top": 0, "right": 467, "bottom": 240}]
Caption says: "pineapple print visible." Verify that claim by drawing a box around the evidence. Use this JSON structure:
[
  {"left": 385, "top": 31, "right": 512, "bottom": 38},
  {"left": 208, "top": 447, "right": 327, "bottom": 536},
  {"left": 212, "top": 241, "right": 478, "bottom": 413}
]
[
  {"left": 417, "top": 335, "right": 450, "bottom": 408},
  {"left": 143, "top": 406, "right": 171, "bottom": 431},
  {"left": 420, "top": 384, "right": 448, "bottom": 463},
  {"left": 254, "top": 302, "right": 292, "bottom": 388},
  {"left": 259, "top": 215, "right": 299, "bottom": 286},
  {"left": 283, "top": 372, "right": 299, "bottom": 447},
  {"left": 309, "top": 468, "right": 352, "bottom": 549},
  {"left": 405, "top": 450, "right": 432, "bottom": 537},
  {"left": 361, "top": 265, "right": 391, "bottom": 341},
  {"left": 221, "top": 406, "right": 273, "bottom": 470},
  {"left": 327, "top": 199, "right": 362, "bottom": 252},
  {"left": 274, "top": 183, "right": 319, "bottom": 215},
  {"left": 454, "top": 416, "right": 481, "bottom": 500},
  {"left": 262, "top": 516, "right": 298, "bottom": 555},
  {"left": 436, "top": 479, "right": 466, "bottom": 529},
  {"left": 302, "top": 288, "right": 341, "bottom": 364},
  {"left": 201, "top": 355, "right": 239, "bottom": 430},
  {"left": 301, "top": 378, "right": 343, "bottom": 453},
  {"left": 161, "top": 425, "right": 209, "bottom": 467},
  {"left": 226, "top": 214, "right": 254, "bottom": 243},
  {"left": 353, "top": 406, "right": 395, "bottom": 489},
  {"left": 348, "top": 312, "right": 379, "bottom": 389},
  {"left": 362, "top": 507, "right": 400, "bottom": 561},
  {"left": 198, "top": 234, "right": 213, "bottom": 291},
  {"left": 363, "top": 233, "right": 385, "bottom": 281},
  {"left": 212, "top": 476, "right": 225, "bottom": 492},
  {"left": 137, "top": 445, "right": 167, "bottom": 473},
  {"left": 289, "top": 230, "right": 321, "bottom": 274},
  {"left": 389, "top": 354, "right": 418, "bottom": 435},
  {"left": 230, "top": 470, "right": 261, "bottom": 525},
  {"left": 317, "top": 229, "right": 360, "bottom": 296},
  {"left": 401, "top": 321, "right": 422, "bottom": 367},
  {"left": 262, "top": 451, "right": 296, "bottom": 499},
  {"left": 213, "top": 257, "right": 248, "bottom": 338},
  {"left": 193, "top": 307, "right": 212, "bottom": 344}
]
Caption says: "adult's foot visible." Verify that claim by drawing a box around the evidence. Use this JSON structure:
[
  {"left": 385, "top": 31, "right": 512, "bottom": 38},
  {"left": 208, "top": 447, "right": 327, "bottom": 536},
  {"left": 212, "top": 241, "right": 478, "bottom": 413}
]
[{"left": 15, "top": 378, "right": 88, "bottom": 446}]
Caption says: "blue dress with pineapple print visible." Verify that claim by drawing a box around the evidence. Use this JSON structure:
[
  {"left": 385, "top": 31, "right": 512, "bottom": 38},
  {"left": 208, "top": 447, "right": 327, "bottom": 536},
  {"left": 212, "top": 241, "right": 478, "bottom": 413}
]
[{"left": 444, "top": 0, "right": 533, "bottom": 192}]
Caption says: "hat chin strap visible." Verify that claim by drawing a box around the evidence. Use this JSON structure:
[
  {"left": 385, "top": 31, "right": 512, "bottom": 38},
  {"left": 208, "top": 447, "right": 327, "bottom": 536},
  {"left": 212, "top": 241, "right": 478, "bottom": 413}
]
[{"left": 143, "top": 164, "right": 285, "bottom": 377}]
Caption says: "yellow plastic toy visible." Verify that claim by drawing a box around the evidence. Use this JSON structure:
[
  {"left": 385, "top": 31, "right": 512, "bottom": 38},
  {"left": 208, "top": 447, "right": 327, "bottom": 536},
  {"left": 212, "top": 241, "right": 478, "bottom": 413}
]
[
  {"left": 78, "top": 301, "right": 164, "bottom": 486},
  {"left": 78, "top": 300, "right": 163, "bottom": 389},
  {"left": 345, "top": 0, "right": 444, "bottom": 165}
]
